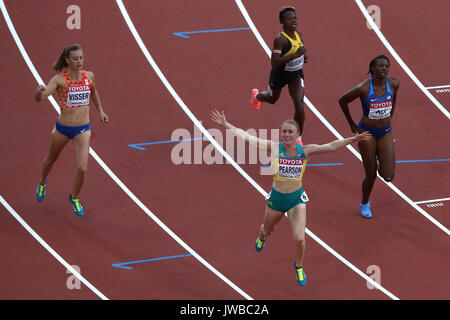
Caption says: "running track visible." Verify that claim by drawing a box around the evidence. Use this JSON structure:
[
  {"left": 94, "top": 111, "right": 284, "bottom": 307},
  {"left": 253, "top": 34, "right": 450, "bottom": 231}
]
[{"left": 0, "top": 0, "right": 448, "bottom": 301}]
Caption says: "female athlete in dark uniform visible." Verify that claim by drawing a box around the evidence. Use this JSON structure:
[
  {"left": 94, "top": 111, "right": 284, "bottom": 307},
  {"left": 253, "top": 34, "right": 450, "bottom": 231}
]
[
  {"left": 339, "top": 55, "right": 400, "bottom": 218},
  {"left": 251, "top": 6, "right": 309, "bottom": 144}
]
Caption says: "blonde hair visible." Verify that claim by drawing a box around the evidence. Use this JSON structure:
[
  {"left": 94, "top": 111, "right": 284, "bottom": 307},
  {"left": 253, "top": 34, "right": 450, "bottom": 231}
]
[
  {"left": 53, "top": 44, "right": 82, "bottom": 71},
  {"left": 281, "top": 119, "right": 300, "bottom": 133}
]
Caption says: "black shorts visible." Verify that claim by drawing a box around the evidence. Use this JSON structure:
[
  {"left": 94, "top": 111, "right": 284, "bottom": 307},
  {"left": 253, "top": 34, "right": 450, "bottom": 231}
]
[{"left": 269, "top": 68, "right": 304, "bottom": 90}]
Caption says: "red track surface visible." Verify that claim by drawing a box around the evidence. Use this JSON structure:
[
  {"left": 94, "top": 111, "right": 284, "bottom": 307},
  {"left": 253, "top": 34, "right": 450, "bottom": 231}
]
[{"left": 1, "top": 0, "right": 448, "bottom": 301}]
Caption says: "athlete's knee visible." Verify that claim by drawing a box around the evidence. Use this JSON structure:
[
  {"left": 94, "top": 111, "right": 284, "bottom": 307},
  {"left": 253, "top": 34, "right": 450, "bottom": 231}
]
[
  {"left": 365, "top": 171, "right": 377, "bottom": 183},
  {"left": 294, "top": 234, "right": 305, "bottom": 246},
  {"left": 267, "top": 95, "right": 279, "bottom": 104},
  {"left": 381, "top": 173, "right": 395, "bottom": 183},
  {"left": 44, "top": 154, "right": 58, "bottom": 165},
  {"left": 76, "top": 165, "right": 88, "bottom": 175}
]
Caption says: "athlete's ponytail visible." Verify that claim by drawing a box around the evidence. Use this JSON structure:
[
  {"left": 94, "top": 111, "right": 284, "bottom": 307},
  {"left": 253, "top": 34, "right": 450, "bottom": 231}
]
[
  {"left": 368, "top": 55, "right": 390, "bottom": 75},
  {"left": 53, "top": 44, "right": 82, "bottom": 72}
]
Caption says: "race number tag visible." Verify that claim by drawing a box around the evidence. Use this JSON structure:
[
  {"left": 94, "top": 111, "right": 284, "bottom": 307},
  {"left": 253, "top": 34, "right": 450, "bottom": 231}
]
[
  {"left": 66, "top": 84, "right": 90, "bottom": 107},
  {"left": 368, "top": 100, "right": 392, "bottom": 119},
  {"left": 278, "top": 158, "right": 304, "bottom": 180},
  {"left": 285, "top": 55, "right": 304, "bottom": 72}
]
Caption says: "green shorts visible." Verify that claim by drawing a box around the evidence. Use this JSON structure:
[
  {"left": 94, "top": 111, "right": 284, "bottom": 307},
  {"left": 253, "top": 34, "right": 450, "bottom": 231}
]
[{"left": 266, "top": 186, "right": 309, "bottom": 213}]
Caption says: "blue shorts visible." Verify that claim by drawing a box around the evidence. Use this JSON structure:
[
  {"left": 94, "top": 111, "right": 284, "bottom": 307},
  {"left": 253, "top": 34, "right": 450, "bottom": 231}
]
[
  {"left": 358, "top": 120, "right": 392, "bottom": 140},
  {"left": 267, "top": 186, "right": 309, "bottom": 213},
  {"left": 55, "top": 121, "right": 90, "bottom": 139}
]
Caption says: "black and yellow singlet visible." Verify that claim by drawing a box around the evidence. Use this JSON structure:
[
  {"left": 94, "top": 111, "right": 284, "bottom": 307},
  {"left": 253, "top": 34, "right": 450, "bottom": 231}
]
[{"left": 280, "top": 31, "right": 304, "bottom": 72}]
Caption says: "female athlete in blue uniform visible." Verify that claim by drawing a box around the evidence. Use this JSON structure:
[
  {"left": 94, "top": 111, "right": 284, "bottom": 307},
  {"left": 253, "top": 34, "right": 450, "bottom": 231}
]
[
  {"left": 250, "top": 6, "right": 309, "bottom": 143},
  {"left": 210, "top": 109, "right": 370, "bottom": 287},
  {"left": 338, "top": 55, "right": 400, "bottom": 218}
]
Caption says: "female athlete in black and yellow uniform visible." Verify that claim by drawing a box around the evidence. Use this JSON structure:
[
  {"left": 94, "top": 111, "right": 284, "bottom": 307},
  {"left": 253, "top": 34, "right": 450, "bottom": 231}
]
[{"left": 251, "top": 6, "right": 309, "bottom": 143}]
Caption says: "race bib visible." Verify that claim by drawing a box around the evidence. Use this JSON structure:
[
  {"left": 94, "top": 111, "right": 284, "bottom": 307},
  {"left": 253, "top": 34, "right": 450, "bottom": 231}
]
[
  {"left": 368, "top": 100, "right": 392, "bottom": 119},
  {"left": 285, "top": 55, "right": 304, "bottom": 72},
  {"left": 278, "top": 158, "right": 304, "bottom": 180},
  {"left": 66, "top": 84, "right": 90, "bottom": 107}
]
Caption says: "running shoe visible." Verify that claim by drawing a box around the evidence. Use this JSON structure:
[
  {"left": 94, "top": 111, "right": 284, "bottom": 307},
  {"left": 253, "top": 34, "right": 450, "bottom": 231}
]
[
  {"left": 296, "top": 136, "right": 303, "bottom": 146},
  {"left": 251, "top": 88, "right": 261, "bottom": 110},
  {"left": 69, "top": 194, "right": 84, "bottom": 217},
  {"left": 360, "top": 201, "right": 372, "bottom": 218},
  {"left": 294, "top": 262, "right": 307, "bottom": 287},
  {"left": 255, "top": 237, "right": 266, "bottom": 252},
  {"left": 36, "top": 180, "right": 47, "bottom": 202}
]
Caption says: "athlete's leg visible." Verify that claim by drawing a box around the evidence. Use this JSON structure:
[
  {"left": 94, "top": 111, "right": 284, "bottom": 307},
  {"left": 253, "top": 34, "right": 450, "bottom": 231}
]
[
  {"left": 40, "top": 126, "right": 70, "bottom": 185},
  {"left": 358, "top": 137, "right": 378, "bottom": 204},
  {"left": 258, "top": 205, "right": 285, "bottom": 241},
  {"left": 71, "top": 130, "right": 91, "bottom": 199},
  {"left": 256, "top": 86, "right": 282, "bottom": 104},
  {"left": 287, "top": 203, "right": 306, "bottom": 268},
  {"left": 288, "top": 76, "right": 305, "bottom": 135},
  {"left": 376, "top": 131, "right": 395, "bottom": 182}
]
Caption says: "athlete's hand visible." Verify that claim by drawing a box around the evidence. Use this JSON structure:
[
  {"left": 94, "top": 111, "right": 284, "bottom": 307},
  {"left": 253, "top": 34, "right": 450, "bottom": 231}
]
[
  {"left": 353, "top": 131, "right": 372, "bottom": 142},
  {"left": 35, "top": 85, "right": 46, "bottom": 102},
  {"left": 210, "top": 109, "right": 227, "bottom": 127},
  {"left": 304, "top": 53, "right": 310, "bottom": 63},
  {"left": 295, "top": 46, "right": 307, "bottom": 58},
  {"left": 99, "top": 110, "right": 109, "bottom": 123}
]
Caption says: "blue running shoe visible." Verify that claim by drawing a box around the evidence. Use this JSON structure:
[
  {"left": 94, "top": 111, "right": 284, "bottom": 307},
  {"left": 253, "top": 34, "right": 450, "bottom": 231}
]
[
  {"left": 294, "top": 262, "right": 307, "bottom": 287},
  {"left": 255, "top": 238, "right": 266, "bottom": 252},
  {"left": 69, "top": 194, "right": 84, "bottom": 217},
  {"left": 36, "top": 181, "right": 47, "bottom": 202},
  {"left": 360, "top": 201, "right": 372, "bottom": 218}
]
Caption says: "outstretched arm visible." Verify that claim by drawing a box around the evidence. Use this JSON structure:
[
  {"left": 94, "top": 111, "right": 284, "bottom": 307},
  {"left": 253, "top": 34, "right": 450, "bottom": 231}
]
[
  {"left": 210, "top": 109, "right": 275, "bottom": 151},
  {"left": 303, "top": 131, "right": 372, "bottom": 157}
]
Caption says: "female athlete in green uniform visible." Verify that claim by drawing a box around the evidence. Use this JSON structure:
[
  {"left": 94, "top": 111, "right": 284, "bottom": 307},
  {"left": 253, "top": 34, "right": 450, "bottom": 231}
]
[{"left": 210, "top": 109, "right": 370, "bottom": 287}]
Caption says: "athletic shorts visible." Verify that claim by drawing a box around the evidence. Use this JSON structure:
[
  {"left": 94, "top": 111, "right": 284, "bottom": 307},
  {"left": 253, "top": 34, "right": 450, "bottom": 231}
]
[
  {"left": 55, "top": 120, "right": 91, "bottom": 139},
  {"left": 266, "top": 186, "right": 309, "bottom": 213},
  {"left": 269, "top": 68, "right": 304, "bottom": 90},
  {"left": 358, "top": 120, "right": 392, "bottom": 140}
]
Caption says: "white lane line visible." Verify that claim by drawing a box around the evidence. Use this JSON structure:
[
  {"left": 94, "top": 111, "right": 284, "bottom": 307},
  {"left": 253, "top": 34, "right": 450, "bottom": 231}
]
[
  {"left": 425, "top": 85, "right": 450, "bottom": 90},
  {"left": 415, "top": 197, "right": 450, "bottom": 205},
  {"left": 234, "top": 0, "right": 449, "bottom": 237},
  {"left": 0, "top": 195, "right": 108, "bottom": 300},
  {"left": 1, "top": 0, "right": 252, "bottom": 301},
  {"left": 354, "top": 0, "right": 450, "bottom": 119},
  {"left": 116, "top": 0, "right": 399, "bottom": 300}
]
